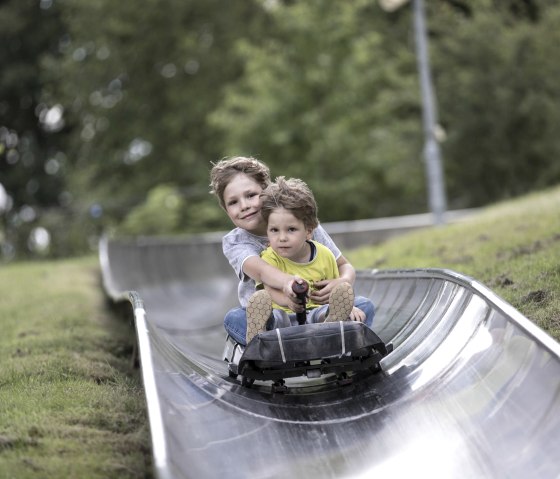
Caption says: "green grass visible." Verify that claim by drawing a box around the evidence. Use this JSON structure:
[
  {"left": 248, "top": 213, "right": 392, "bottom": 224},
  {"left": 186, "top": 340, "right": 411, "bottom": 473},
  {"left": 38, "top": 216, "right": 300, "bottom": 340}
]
[
  {"left": 0, "top": 257, "right": 151, "bottom": 479},
  {"left": 347, "top": 185, "right": 560, "bottom": 341}
]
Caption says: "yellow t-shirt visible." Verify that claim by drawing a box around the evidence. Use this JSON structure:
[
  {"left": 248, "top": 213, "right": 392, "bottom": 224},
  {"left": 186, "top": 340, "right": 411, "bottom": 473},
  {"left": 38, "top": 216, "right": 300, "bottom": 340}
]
[{"left": 258, "top": 240, "right": 339, "bottom": 313}]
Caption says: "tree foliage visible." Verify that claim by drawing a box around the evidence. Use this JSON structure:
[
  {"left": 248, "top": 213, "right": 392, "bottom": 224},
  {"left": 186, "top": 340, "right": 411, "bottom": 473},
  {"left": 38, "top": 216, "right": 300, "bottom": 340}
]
[
  {"left": 51, "top": 0, "right": 271, "bottom": 219},
  {"left": 211, "top": 0, "right": 425, "bottom": 219},
  {"left": 0, "top": 0, "right": 68, "bottom": 258},
  {"left": 1, "top": 0, "right": 560, "bottom": 259},
  {"left": 433, "top": 1, "right": 560, "bottom": 206}
]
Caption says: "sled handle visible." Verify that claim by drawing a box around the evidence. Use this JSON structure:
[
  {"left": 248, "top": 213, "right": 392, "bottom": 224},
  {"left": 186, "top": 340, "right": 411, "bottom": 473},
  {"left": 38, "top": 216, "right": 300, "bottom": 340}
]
[{"left": 292, "top": 281, "right": 309, "bottom": 325}]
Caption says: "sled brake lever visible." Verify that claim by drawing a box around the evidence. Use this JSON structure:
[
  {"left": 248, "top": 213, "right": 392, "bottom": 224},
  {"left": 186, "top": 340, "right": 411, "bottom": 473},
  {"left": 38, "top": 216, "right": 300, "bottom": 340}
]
[{"left": 292, "top": 281, "right": 309, "bottom": 325}]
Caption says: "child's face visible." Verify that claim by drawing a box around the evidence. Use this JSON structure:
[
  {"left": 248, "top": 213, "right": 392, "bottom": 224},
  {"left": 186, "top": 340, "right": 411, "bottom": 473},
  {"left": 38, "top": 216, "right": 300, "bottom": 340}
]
[
  {"left": 223, "top": 173, "right": 266, "bottom": 235},
  {"left": 266, "top": 208, "right": 313, "bottom": 263}
]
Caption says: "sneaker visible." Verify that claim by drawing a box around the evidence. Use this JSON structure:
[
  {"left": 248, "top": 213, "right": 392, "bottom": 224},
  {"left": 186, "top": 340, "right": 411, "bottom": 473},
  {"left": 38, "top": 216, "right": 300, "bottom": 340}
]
[
  {"left": 246, "top": 290, "right": 273, "bottom": 344},
  {"left": 325, "top": 282, "right": 354, "bottom": 322}
]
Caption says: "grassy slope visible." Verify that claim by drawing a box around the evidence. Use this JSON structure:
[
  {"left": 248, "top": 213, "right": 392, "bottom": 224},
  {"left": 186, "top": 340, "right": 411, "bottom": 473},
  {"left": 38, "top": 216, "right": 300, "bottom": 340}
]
[
  {"left": 0, "top": 257, "right": 151, "bottom": 479},
  {"left": 347, "top": 185, "right": 560, "bottom": 341}
]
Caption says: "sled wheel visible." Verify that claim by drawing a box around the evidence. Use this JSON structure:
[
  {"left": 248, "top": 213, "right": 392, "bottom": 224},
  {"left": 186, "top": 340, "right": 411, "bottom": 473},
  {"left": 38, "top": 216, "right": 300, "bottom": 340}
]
[
  {"left": 337, "top": 372, "right": 353, "bottom": 386},
  {"left": 271, "top": 380, "right": 288, "bottom": 394},
  {"left": 368, "top": 362, "right": 382, "bottom": 374},
  {"left": 241, "top": 376, "right": 255, "bottom": 388}
]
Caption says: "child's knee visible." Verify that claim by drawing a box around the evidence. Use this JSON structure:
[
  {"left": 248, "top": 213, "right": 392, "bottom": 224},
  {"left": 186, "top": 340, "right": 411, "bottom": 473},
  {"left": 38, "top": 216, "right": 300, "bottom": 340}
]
[{"left": 355, "top": 297, "right": 375, "bottom": 326}]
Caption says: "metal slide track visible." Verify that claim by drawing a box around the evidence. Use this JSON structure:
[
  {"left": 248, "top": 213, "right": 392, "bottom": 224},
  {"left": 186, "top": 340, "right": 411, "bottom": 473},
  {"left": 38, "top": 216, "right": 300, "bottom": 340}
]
[{"left": 99, "top": 235, "right": 560, "bottom": 479}]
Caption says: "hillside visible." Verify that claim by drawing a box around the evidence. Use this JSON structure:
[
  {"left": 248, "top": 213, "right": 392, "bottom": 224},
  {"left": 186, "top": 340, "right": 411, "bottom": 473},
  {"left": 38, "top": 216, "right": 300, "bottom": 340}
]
[{"left": 347, "top": 185, "right": 560, "bottom": 341}]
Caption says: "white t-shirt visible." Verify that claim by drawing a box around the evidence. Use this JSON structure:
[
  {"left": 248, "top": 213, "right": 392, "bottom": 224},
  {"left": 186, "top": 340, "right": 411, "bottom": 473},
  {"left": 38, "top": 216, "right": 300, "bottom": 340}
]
[{"left": 222, "top": 224, "right": 341, "bottom": 307}]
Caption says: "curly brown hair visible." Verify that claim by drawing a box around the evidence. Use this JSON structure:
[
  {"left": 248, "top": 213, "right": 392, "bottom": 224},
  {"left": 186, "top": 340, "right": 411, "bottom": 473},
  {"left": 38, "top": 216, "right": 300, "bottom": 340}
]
[
  {"left": 260, "top": 176, "right": 319, "bottom": 230},
  {"left": 209, "top": 156, "right": 271, "bottom": 209}
]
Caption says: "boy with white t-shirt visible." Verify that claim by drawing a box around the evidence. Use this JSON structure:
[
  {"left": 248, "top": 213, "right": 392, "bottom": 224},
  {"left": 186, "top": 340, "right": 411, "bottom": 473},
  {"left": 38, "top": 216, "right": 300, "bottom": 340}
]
[{"left": 210, "top": 156, "right": 375, "bottom": 345}]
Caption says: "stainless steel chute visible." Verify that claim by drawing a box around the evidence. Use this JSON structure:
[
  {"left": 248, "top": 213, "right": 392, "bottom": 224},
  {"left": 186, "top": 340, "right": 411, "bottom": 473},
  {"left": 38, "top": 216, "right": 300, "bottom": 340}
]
[{"left": 99, "top": 235, "right": 560, "bottom": 479}]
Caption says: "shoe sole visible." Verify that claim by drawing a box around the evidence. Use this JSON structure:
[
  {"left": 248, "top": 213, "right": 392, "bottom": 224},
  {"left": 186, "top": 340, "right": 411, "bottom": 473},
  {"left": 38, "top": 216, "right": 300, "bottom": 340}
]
[
  {"left": 246, "top": 290, "right": 273, "bottom": 344},
  {"left": 325, "top": 282, "right": 354, "bottom": 322}
]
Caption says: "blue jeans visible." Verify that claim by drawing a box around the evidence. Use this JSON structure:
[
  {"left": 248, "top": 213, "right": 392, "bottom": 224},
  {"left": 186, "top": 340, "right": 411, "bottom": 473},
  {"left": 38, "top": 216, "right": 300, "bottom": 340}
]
[{"left": 224, "top": 296, "right": 375, "bottom": 346}]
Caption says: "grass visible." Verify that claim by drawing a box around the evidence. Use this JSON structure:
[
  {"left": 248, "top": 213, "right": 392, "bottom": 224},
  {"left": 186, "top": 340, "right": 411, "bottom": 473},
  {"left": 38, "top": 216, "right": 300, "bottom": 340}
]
[
  {"left": 347, "top": 184, "right": 560, "bottom": 341},
  {"left": 0, "top": 186, "right": 558, "bottom": 478},
  {"left": 0, "top": 257, "right": 151, "bottom": 479}
]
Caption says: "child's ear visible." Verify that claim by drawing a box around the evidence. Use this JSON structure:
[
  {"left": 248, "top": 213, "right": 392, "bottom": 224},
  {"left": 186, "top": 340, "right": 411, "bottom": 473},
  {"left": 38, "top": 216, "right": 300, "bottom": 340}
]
[{"left": 306, "top": 228, "right": 313, "bottom": 240}]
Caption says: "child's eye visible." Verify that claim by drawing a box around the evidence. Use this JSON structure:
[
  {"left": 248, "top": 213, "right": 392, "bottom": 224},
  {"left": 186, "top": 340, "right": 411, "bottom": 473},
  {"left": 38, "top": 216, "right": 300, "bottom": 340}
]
[{"left": 226, "top": 199, "right": 237, "bottom": 207}]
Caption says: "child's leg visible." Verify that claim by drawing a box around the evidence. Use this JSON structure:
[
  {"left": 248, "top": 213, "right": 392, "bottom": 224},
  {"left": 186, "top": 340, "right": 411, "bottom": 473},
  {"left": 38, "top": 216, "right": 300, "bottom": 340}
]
[
  {"left": 224, "top": 307, "right": 248, "bottom": 345},
  {"left": 325, "top": 282, "right": 354, "bottom": 322},
  {"left": 307, "top": 292, "right": 374, "bottom": 326},
  {"left": 307, "top": 305, "right": 329, "bottom": 323},
  {"left": 246, "top": 290, "right": 273, "bottom": 344},
  {"left": 354, "top": 296, "right": 375, "bottom": 328},
  {"left": 225, "top": 297, "right": 293, "bottom": 346},
  {"left": 270, "top": 309, "right": 292, "bottom": 329}
]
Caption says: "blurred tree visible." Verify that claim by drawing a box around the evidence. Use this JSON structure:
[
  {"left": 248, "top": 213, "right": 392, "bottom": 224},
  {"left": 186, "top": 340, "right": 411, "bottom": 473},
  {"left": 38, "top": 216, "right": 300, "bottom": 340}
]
[
  {"left": 0, "top": 0, "right": 70, "bottom": 258},
  {"left": 212, "top": 0, "right": 560, "bottom": 220},
  {"left": 119, "top": 184, "right": 184, "bottom": 236},
  {"left": 52, "top": 0, "right": 272, "bottom": 231},
  {"left": 211, "top": 0, "right": 426, "bottom": 220},
  {"left": 431, "top": 0, "right": 560, "bottom": 206},
  {"left": 3, "top": 0, "right": 560, "bottom": 259}
]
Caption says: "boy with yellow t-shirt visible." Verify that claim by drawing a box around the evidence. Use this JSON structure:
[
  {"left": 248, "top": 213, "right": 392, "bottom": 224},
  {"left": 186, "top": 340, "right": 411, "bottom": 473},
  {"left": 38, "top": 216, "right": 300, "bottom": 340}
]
[{"left": 246, "top": 176, "right": 374, "bottom": 342}]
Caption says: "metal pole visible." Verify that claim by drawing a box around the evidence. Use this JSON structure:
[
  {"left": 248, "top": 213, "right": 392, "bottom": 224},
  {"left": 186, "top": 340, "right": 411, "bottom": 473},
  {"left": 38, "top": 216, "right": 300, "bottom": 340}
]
[{"left": 412, "top": 0, "right": 447, "bottom": 224}]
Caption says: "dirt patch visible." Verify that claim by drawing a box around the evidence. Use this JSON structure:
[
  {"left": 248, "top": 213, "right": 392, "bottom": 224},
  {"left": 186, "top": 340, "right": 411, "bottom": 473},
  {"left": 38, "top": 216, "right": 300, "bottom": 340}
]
[
  {"left": 446, "top": 255, "right": 474, "bottom": 264},
  {"left": 371, "top": 257, "right": 387, "bottom": 268},
  {"left": 497, "top": 234, "right": 560, "bottom": 262},
  {"left": 0, "top": 435, "right": 16, "bottom": 450},
  {"left": 0, "top": 434, "right": 39, "bottom": 452},
  {"left": 522, "top": 290, "right": 549, "bottom": 304},
  {"left": 492, "top": 274, "right": 514, "bottom": 287}
]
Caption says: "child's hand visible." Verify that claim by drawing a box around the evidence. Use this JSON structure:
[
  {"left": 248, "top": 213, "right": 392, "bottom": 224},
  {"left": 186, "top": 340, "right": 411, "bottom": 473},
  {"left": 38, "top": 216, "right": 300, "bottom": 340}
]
[
  {"left": 310, "top": 278, "right": 344, "bottom": 305},
  {"left": 349, "top": 306, "right": 365, "bottom": 322},
  {"left": 287, "top": 297, "right": 305, "bottom": 313},
  {"left": 283, "top": 276, "right": 304, "bottom": 300}
]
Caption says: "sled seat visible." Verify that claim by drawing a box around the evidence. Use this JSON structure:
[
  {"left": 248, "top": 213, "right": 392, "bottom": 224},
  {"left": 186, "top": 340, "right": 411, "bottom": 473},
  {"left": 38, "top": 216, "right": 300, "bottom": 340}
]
[{"left": 231, "top": 322, "right": 391, "bottom": 384}]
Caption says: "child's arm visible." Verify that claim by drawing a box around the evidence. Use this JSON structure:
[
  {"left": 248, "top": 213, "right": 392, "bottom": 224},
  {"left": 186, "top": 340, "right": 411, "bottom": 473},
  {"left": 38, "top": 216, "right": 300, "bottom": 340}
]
[
  {"left": 262, "top": 284, "right": 305, "bottom": 313},
  {"left": 336, "top": 255, "right": 357, "bottom": 284},
  {"left": 309, "top": 254, "right": 356, "bottom": 304},
  {"left": 243, "top": 256, "right": 301, "bottom": 303},
  {"left": 309, "top": 225, "right": 356, "bottom": 304},
  {"left": 222, "top": 232, "right": 302, "bottom": 302}
]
